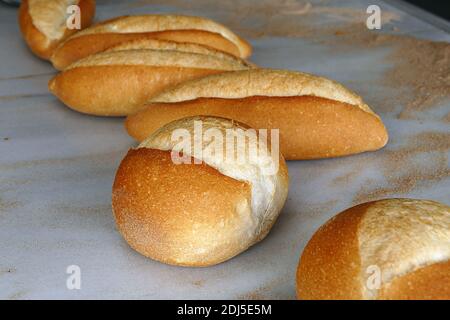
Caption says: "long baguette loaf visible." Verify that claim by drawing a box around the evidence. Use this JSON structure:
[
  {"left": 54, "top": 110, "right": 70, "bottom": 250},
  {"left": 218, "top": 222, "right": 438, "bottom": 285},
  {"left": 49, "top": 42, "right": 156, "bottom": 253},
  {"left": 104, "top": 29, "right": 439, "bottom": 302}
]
[
  {"left": 125, "top": 69, "right": 388, "bottom": 160},
  {"left": 112, "top": 116, "right": 289, "bottom": 266},
  {"left": 18, "top": 0, "right": 96, "bottom": 60},
  {"left": 48, "top": 49, "right": 251, "bottom": 116},
  {"left": 50, "top": 14, "right": 252, "bottom": 70},
  {"left": 296, "top": 198, "right": 450, "bottom": 300}
]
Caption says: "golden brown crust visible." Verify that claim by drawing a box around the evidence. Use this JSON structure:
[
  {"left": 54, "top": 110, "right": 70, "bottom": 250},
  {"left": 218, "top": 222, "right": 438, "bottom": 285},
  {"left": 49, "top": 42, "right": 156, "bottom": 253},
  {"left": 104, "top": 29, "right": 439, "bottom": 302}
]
[
  {"left": 377, "top": 260, "right": 450, "bottom": 300},
  {"left": 48, "top": 65, "right": 224, "bottom": 116},
  {"left": 76, "top": 0, "right": 96, "bottom": 34},
  {"left": 296, "top": 199, "right": 450, "bottom": 300},
  {"left": 51, "top": 14, "right": 252, "bottom": 70},
  {"left": 112, "top": 148, "right": 254, "bottom": 267},
  {"left": 137, "top": 116, "right": 289, "bottom": 230},
  {"left": 125, "top": 96, "right": 388, "bottom": 160},
  {"left": 296, "top": 203, "right": 367, "bottom": 300},
  {"left": 18, "top": 0, "right": 95, "bottom": 60},
  {"left": 19, "top": 0, "right": 52, "bottom": 59}
]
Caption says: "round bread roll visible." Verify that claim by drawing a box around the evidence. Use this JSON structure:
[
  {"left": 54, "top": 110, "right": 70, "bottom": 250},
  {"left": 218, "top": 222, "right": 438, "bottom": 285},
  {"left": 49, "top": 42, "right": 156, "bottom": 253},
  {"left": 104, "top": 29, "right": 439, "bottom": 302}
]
[
  {"left": 112, "top": 116, "right": 289, "bottom": 266},
  {"left": 18, "top": 0, "right": 96, "bottom": 60},
  {"left": 296, "top": 198, "right": 450, "bottom": 300}
]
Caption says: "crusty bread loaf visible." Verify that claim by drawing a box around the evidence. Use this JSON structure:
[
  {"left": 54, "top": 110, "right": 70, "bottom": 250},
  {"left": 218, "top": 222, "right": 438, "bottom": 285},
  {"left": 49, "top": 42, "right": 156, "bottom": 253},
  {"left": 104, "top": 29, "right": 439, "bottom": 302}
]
[
  {"left": 48, "top": 49, "right": 251, "bottom": 116},
  {"left": 296, "top": 198, "right": 450, "bottom": 300},
  {"left": 112, "top": 116, "right": 289, "bottom": 266},
  {"left": 50, "top": 14, "right": 252, "bottom": 70},
  {"left": 18, "top": 0, "right": 96, "bottom": 60},
  {"left": 125, "top": 69, "right": 389, "bottom": 160}
]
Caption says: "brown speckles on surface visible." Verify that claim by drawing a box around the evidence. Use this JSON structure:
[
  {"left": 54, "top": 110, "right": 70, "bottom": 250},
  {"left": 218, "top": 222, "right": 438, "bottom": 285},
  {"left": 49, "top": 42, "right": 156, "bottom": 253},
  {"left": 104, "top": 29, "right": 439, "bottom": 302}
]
[
  {"left": 127, "top": 0, "right": 400, "bottom": 36},
  {"left": 265, "top": 5, "right": 449, "bottom": 119},
  {"left": 191, "top": 279, "right": 205, "bottom": 287},
  {"left": 237, "top": 288, "right": 267, "bottom": 300},
  {"left": 309, "top": 26, "right": 450, "bottom": 118},
  {"left": 413, "top": 132, "right": 450, "bottom": 152},
  {"left": 444, "top": 112, "right": 450, "bottom": 122},
  {"left": 331, "top": 167, "right": 361, "bottom": 187},
  {"left": 300, "top": 200, "right": 339, "bottom": 222},
  {"left": 353, "top": 132, "right": 450, "bottom": 204},
  {"left": 0, "top": 197, "right": 21, "bottom": 212},
  {"left": 237, "top": 274, "right": 290, "bottom": 300},
  {"left": 386, "top": 39, "right": 450, "bottom": 119},
  {"left": 279, "top": 4, "right": 400, "bottom": 25},
  {"left": 52, "top": 204, "right": 112, "bottom": 216}
]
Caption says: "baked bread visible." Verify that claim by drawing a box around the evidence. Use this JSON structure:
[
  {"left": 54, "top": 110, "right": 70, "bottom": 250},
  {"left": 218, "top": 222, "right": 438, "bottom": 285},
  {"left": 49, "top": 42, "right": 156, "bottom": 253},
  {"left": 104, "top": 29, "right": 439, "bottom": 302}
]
[
  {"left": 112, "top": 116, "right": 289, "bottom": 266},
  {"left": 296, "top": 198, "right": 450, "bottom": 300},
  {"left": 18, "top": 0, "right": 96, "bottom": 60},
  {"left": 125, "top": 69, "right": 389, "bottom": 160},
  {"left": 48, "top": 49, "right": 251, "bottom": 116},
  {"left": 50, "top": 14, "right": 252, "bottom": 70}
]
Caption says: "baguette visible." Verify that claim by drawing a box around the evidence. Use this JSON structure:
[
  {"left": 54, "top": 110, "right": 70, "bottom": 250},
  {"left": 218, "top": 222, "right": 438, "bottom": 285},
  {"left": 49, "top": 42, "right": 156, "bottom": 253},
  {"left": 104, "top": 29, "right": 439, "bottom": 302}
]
[
  {"left": 48, "top": 49, "right": 251, "bottom": 116},
  {"left": 296, "top": 198, "right": 450, "bottom": 300},
  {"left": 125, "top": 69, "right": 389, "bottom": 160},
  {"left": 112, "top": 116, "right": 289, "bottom": 266},
  {"left": 18, "top": 0, "right": 96, "bottom": 60},
  {"left": 50, "top": 14, "right": 252, "bottom": 70}
]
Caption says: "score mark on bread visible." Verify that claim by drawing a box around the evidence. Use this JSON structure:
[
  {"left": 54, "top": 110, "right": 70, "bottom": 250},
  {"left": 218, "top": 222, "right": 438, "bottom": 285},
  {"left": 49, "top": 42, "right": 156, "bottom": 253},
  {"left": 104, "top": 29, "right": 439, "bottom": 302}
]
[{"left": 103, "top": 38, "right": 254, "bottom": 68}]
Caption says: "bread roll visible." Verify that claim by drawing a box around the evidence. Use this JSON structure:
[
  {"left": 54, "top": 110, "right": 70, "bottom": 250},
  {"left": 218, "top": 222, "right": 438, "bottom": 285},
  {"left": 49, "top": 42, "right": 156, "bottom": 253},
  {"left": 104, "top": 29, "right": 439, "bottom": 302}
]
[
  {"left": 112, "top": 116, "right": 289, "bottom": 266},
  {"left": 296, "top": 198, "right": 450, "bottom": 300},
  {"left": 18, "top": 0, "right": 96, "bottom": 60},
  {"left": 125, "top": 69, "right": 389, "bottom": 160},
  {"left": 48, "top": 49, "right": 251, "bottom": 116},
  {"left": 50, "top": 14, "right": 252, "bottom": 70}
]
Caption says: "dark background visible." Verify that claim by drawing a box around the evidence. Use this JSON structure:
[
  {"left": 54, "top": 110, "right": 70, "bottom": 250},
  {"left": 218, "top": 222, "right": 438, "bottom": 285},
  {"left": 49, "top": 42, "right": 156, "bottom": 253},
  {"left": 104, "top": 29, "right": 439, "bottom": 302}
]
[
  {"left": 1, "top": 1, "right": 449, "bottom": 21},
  {"left": 405, "top": 0, "right": 450, "bottom": 20}
]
